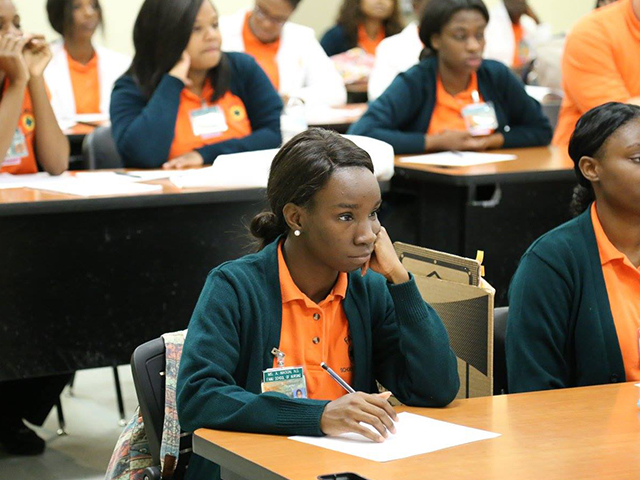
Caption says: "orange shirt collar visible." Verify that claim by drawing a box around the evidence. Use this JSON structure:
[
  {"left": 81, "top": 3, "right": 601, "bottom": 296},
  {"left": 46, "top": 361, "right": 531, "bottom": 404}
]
[
  {"left": 66, "top": 49, "right": 98, "bottom": 73},
  {"left": 436, "top": 72, "right": 479, "bottom": 109},
  {"left": 277, "top": 241, "right": 348, "bottom": 305},
  {"left": 181, "top": 79, "right": 214, "bottom": 103},
  {"left": 591, "top": 203, "right": 631, "bottom": 266},
  {"left": 357, "top": 24, "right": 385, "bottom": 55}
]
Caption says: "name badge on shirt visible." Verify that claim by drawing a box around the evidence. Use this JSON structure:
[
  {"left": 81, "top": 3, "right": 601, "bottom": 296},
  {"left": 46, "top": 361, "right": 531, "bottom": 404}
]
[
  {"left": 261, "top": 366, "right": 308, "bottom": 399},
  {"left": 189, "top": 105, "right": 228, "bottom": 138},
  {"left": 2, "top": 128, "right": 28, "bottom": 167},
  {"left": 462, "top": 102, "right": 499, "bottom": 137}
]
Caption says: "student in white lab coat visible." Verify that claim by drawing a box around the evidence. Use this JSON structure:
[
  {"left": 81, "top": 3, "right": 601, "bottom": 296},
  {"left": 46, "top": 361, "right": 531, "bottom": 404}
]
[
  {"left": 44, "top": 0, "right": 130, "bottom": 122},
  {"left": 219, "top": 0, "right": 346, "bottom": 106},
  {"left": 368, "top": 0, "right": 427, "bottom": 101},
  {"left": 483, "top": 0, "right": 551, "bottom": 71}
]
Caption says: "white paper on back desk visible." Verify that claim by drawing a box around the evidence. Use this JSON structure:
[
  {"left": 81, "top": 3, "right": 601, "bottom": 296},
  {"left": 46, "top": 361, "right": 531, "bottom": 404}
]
[
  {"left": 289, "top": 412, "right": 500, "bottom": 462},
  {"left": 399, "top": 151, "right": 517, "bottom": 167}
]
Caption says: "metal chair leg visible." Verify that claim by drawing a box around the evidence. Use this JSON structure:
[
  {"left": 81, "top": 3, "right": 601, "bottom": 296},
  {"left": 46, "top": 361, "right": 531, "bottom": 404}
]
[
  {"left": 67, "top": 372, "right": 77, "bottom": 397},
  {"left": 56, "top": 398, "right": 67, "bottom": 436},
  {"left": 113, "top": 365, "right": 127, "bottom": 426}
]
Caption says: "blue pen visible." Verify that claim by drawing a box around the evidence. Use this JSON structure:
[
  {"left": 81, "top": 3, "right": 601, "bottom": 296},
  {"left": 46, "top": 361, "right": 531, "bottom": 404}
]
[{"left": 321, "top": 362, "right": 356, "bottom": 394}]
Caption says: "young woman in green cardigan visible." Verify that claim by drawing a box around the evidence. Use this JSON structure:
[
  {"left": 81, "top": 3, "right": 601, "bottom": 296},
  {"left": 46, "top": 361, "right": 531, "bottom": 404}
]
[
  {"left": 347, "top": 0, "right": 552, "bottom": 154},
  {"left": 506, "top": 102, "right": 640, "bottom": 393},
  {"left": 176, "top": 128, "right": 459, "bottom": 480}
]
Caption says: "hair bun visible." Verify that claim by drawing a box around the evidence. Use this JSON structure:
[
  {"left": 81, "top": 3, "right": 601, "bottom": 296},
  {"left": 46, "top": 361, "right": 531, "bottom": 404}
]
[{"left": 250, "top": 211, "right": 280, "bottom": 241}]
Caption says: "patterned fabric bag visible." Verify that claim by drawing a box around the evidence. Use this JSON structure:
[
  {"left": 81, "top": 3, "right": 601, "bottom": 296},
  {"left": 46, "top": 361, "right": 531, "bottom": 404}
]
[{"left": 105, "top": 331, "right": 187, "bottom": 480}]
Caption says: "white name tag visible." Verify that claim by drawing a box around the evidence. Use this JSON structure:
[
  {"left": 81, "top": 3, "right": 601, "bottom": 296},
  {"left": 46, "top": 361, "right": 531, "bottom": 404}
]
[
  {"left": 462, "top": 102, "right": 499, "bottom": 136},
  {"left": 2, "top": 128, "right": 28, "bottom": 166},
  {"left": 189, "top": 105, "right": 228, "bottom": 138}
]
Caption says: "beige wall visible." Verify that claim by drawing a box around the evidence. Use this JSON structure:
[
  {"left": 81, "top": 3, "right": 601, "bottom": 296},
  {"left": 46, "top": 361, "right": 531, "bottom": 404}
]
[{"left": 13, "top": 0, "right": 594, "bottom": 57}]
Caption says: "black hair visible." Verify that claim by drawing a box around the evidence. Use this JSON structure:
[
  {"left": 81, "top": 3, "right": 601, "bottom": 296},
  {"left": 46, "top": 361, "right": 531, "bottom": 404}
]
[
  {"left": 568, "top": 102, "right": 640, "bottom": 216},
  {"left": 46, "top": 0, "right": 104, "bottom": 37},
  {"left": 128, "top": 0, "right": 230, "bottom": 101},
  {"left": 285, "top": 0, "right": 303, "bottom": 7},
  {"left": 418, "top": 0, "right": 489, "bottom": 58},
  {"left": 250, "top": 128, "right": 375, "bottom": 250}
]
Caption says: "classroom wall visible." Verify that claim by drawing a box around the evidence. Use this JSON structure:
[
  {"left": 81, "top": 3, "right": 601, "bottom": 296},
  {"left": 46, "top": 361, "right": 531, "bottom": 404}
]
[{"left": 13, "top": 0, "right": 593, "bottom": 57}]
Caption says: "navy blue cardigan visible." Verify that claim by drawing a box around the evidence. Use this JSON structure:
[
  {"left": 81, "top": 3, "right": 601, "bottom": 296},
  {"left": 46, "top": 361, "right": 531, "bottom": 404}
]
[
  {"left": 110, "top": 52, "right": 282, "bottom": 168},
  {"left": 348, "top": 56, "right": 553, "bottom": 154},
  {"left": 320, "top": 25, "right": 355, "bottom": 57}
]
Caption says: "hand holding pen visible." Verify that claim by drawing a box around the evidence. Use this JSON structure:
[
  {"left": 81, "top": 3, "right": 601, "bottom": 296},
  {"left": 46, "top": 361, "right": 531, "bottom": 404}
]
[{"left": 319, "top": 362, "right": 398, "bottom": 443}]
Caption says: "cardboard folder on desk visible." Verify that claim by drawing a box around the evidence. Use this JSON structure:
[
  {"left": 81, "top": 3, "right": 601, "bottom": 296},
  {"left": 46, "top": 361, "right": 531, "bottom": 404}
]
[{"left": 394, "top": 242, "right": 495, "bottom": 399}]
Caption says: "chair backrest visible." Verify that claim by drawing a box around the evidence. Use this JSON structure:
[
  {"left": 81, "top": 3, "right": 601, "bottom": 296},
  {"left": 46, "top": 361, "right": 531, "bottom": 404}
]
[
  {"left": 82, "top": 125, "right": 124, "bottom": 170},
  {"left": 131, "top": 337, "right": 166, "bottom": 465},
  {"left": 493, "top": 306, "right": 509, "bottom": 395}
]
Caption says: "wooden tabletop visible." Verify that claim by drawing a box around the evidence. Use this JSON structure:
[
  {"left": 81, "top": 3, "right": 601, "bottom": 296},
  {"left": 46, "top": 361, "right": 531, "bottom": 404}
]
[
  {"left": 395, "top": 146, "right": 576, "bottom": 186},
  {"left": 193, "top": 382, "right": 640, "bottom": 480}
]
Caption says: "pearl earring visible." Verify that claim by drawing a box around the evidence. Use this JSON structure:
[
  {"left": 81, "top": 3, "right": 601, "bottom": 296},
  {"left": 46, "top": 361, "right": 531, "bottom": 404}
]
[{"left": 294, "top": 229, "right": 301, "bottom": 237}]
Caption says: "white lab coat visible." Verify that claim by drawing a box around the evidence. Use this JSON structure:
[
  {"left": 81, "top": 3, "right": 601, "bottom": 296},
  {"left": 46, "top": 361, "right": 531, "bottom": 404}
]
[
  {"left": 368, "top": 22, "right": 422, "bottom": 101},
  {"left": 219, "top": 10, "right": 347, "bottom": 106},
  {"left": 44, "top": 39, "right": 131, "bottom": 122},
  {"left": 483, "top": 2, "right": 552, "bottom": 68}
]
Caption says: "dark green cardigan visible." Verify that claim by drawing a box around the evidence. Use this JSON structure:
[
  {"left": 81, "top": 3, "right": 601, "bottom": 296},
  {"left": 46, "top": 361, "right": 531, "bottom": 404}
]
[
  {"left": 177, "top": 237, "right": 460, "bottom": 479},
  {"left": 347, "top": 56, "right": 553, "bottom": 154},
  {"left": 506, "top": 207, "right": 626, "bottom": 393}
]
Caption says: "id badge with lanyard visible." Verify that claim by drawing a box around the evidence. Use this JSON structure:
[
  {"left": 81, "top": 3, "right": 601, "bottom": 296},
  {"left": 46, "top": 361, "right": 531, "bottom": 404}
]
[
  {"left": 461, "top": 90, "right": 499, "bottom": 137},
  {"left": 189, "top": 101, "right": 228, "bottom": 139},
  {"left": 261, "top": 348, "right": 308, "bottom": 399}
]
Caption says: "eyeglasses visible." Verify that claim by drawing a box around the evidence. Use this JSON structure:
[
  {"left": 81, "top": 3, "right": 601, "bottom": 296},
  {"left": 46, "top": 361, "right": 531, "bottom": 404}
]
[{"left": 253, "top": 4, "right": 289, "bottom": 26}]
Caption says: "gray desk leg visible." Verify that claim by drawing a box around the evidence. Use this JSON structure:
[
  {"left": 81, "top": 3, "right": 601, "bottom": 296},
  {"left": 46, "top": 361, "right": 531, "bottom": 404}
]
[{"left": 221, "top": 466, "right": 250, "bottom": 480}]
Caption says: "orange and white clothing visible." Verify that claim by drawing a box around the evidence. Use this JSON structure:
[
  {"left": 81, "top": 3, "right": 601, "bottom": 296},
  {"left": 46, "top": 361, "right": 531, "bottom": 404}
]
[
  {"left": 427, "top": 73, "right": 483, "bottom": 135},
  {"left": 276, "top": 242, "right": 353, "bottom": 400},
  {"left": 0, "top": 81, "right": 38, "bottom": 175},
  {"left": 592, "top": 204, "right": 640, "bottom": 382},
  {"left": 484, "top": 1, "right": 551, "bottom": 69},
  {"left": 219, "top": 9, "right": 346, "bottom": 106},
  {"left": 44, "top": 39, "right": 130, "bottom": 122}
]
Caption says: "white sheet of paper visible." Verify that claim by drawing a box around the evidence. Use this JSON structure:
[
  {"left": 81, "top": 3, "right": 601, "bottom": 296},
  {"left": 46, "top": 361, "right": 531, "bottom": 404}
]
[
  {"left": 636, "top": 384, "right": 640, "bottom": 387},
  {"left": 305, "top": 106, "right": 365, "bottom": 125},
  {"left": 0, "top": 172, "right": 73, "bottom": 189},
  {"left": 398, "top": 152, "right": 517, "bottom": 167},
  {"left": 27, "top": 178, "right": 162, "bottom": 197},
  {"left": 74, "top": 170, "right": 170, "bottom": 183},
  {"left": 289, "top": 412, "right": 500, "bottom": 462}
]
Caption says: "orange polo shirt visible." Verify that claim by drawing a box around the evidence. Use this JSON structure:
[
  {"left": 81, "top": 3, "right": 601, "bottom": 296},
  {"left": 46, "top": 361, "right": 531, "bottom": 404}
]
[
  {"left": 67, "top": 50, "right": 100, "bottom": 114},
  {"left": 512, "top": 23, "right": 527, "bottom": 68},
  {"left": 1, "top": 80, "right": 38, "bottom": 175},
  {"left": 242, "top": 12, "right": 280, "bottom": 90},
  {"left": 428, "top": 72, "right": 482, "bottom": 135},
  {"left": 553, "top": 0, "right": 640, "bottom": 147},
  {"left": 357, "top": 24, "right": 385, "bottom": 55},
  {"left": 168, "top": 81, "right": 252, "bottom": 160},
  {"left": 592, "top": 203, "right": 640, "bottom": 382},
  {"left": 275, "top": 242, "right": 353, "bottom": 401}
]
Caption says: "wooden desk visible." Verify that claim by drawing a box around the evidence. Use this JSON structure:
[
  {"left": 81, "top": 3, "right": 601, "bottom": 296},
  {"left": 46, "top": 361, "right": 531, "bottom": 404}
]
[
  {"left": 388, "top": 146, "right": 576, "bottom": 306},
  {"left": 194, "top": 382, "right": 640, "bottom": 480},
  {"left": 0, "top": 180, "right": 266, "bottom": 381}
]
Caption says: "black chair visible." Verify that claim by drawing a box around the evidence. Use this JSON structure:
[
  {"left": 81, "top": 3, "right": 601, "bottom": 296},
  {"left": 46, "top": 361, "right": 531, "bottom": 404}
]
[
  {"left": 82, "top": 125, "right": 124, "bottom": 170},
  {"left": 493, "top": 306, "right": 509, "bottom": 395},
  {"left": 131, "top": 337, "right": 191, "bottom": 480}
]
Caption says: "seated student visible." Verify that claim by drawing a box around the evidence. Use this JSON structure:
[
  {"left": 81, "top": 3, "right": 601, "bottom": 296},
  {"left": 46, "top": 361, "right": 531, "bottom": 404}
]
[
  {"left": 506, "top": 102, "right": 640, "bottom": 392},
  {"left": 348, "top": 0, "right": 552, "bottom": 155},
  {"left": 219, "top": 0, "right": 346, "bottom": 106},
  {"left": 0, "top": 2, "right": 69, "bottom": 175},
  {"left": 0, "top": 0, "right": 70, "bottom": 455},
  {"left": 368, "top": 0, "right": 426, "bottom": 101},
  {"left": 320, "top": 0, "right": 403, "bottom": 57},
  {"left": 177, "top": 128, "right": 460, "bottom": 480},
  {"left": 483, "top": 0, "right": 551, "bottom": 72},
  {"left": 44, "top": 0, "right": 130, "bottom": 123},
  {"left": 553, "top": 0, "right": 640, "bottom": 148},
  {"left": 110, "top": 0, "right": 282, "bottom": 170}
]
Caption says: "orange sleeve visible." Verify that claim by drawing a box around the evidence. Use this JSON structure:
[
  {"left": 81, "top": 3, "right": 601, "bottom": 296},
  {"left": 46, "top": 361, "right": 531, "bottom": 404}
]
[{"left": 562, "top": 19, "right": 632, "bottom": 113}]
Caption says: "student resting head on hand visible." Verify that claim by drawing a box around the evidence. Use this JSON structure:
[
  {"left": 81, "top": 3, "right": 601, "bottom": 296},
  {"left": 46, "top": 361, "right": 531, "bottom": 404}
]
[
  {"left": 0, "top": 0, "right": 69, "bottom": 175},
  {"left": 347, "top": 0, "right": 552, "bottom": 155},
  {"left": 110, "top": 0, "right": 282, "bottom": 170},
  {"left": 44, "top": 0, "right": 131, "bottom": 122},
  {"left": 506, "top": 102, "right": 640, "bottom": 393},
  {"left": 321, "top": 0, "right": 404, "bottom": 57},
  {"left": 176, "top": 128, "right": 459, "bottom": 480}
]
